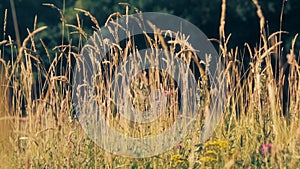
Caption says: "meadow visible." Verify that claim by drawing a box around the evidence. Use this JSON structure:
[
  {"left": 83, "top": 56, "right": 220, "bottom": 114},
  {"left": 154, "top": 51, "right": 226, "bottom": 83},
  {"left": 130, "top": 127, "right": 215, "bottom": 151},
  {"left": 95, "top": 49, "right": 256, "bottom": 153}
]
[{"left": 0, "top": 1, "right": 299, "bottom": 168}]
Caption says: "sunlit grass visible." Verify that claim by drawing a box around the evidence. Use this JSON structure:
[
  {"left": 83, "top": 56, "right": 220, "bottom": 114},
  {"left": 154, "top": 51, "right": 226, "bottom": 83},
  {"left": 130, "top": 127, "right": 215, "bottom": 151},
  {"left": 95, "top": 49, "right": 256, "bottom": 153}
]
[{"left": 0, "top": 1, "right": 299, "bottom": 168}]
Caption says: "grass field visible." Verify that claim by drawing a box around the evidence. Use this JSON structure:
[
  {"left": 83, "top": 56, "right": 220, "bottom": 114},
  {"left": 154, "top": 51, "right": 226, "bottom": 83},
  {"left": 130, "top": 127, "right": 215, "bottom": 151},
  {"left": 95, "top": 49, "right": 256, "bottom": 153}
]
[{"left": 0, "top": 1, "right": 299, "bottom": 168}]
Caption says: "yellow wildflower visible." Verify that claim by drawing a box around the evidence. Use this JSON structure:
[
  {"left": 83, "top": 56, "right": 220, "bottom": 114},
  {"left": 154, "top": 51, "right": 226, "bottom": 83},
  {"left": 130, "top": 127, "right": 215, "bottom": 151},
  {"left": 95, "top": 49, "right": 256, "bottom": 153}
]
[
  {"left": 199, "top": 156, "right": 217, "bottom": 163},
  {"left": 204, "top": 140, "right": 229, "bottom": 150},
  {"left": 171, "top": 154, "right": 186, "bottom": 165},
  {"left": 205, "top": 150, "right": 218, "bottom": 157}
]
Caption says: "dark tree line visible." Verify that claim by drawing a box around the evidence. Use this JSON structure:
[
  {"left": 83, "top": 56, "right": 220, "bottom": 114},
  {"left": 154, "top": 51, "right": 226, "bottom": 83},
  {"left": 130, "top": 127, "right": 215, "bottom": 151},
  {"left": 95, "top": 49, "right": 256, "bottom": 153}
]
[{"left": 0, "top": 0, "right": 299, "bottom": 51}]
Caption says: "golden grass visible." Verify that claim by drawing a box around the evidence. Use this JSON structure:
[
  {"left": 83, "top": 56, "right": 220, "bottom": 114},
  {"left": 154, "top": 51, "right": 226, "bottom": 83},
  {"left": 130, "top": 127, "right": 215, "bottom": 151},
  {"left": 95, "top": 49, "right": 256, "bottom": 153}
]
[
  {"left": 0, "top": 1, "right": 299, "bottom": 168},
  {"left": 0, "top": 64, "right": 13, "bottom": 168}
]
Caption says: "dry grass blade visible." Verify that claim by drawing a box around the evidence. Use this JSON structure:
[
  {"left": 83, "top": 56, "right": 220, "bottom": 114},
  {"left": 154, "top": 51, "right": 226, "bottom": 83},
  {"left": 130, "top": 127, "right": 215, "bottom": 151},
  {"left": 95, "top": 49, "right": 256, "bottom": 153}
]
[
  {"left": 219, "top": 0, "right": 226, "bottom": 43},
  {"left": 252, "top": 0, "right": 265, "bottom": 33},
  {"left": 66, "top": 23, "right": 88, "bottom": 39},
  {"left": 0, "top": 40, "right": 7, "bottom": 46},
  {"left": 3, "top": 9, "right": 7, "bottom": 38},
  {"left": 39, "top": 39, "right": 50, "bottom": 58},
  {"left": 260, "top": 41, "right": 282, "bottom": 60},
  {"left": 105, "top": 12, "right": 122, "bottom": 26},
  {"left": 9, "top": 0, "right": 21, "bottom": 49},
  {"left": 267, "top": 31, "right": 288, "bottom": 41},
  {"left": 43, "top": 3, "right": 66, "bottom": 22},
  {"left": 18, "top": 26, "right": 47, "bottom": 60},
  {"left": 74, "top": 8, "right": 100, "bottom": 30}
]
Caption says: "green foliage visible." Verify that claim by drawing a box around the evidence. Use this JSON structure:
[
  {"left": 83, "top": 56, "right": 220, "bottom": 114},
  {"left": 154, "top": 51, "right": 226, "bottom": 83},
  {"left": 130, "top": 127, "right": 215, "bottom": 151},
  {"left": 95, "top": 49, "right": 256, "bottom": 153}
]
[{"left": 1, "top": 0, "right": 299, "bottom": 49}]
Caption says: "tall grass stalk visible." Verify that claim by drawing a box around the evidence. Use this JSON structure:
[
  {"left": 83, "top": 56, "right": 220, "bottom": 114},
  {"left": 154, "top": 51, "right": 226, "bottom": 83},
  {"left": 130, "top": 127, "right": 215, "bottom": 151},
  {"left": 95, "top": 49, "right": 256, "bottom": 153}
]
[{"left": 0, "top": 1, "right": 299, "bottom": 168}]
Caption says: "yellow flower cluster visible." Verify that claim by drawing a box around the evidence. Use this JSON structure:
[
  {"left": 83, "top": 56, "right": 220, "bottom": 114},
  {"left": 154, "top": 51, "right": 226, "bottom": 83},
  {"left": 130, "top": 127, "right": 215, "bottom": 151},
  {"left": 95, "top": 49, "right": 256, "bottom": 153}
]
[
  {"left": 171, "top": 154, "right": 186, "bottom": 165},
  {"left": 204, "top": 140, "right": 229, "bottom": 150},
  {"left": 199, "top": 140, "right": 229, "bottom": 164},
  {"left": 199, "top": 156, "right": 217, "bottom": 163},
  {"left": 205, "top": 150, "right": 218, "bottom": 156}
]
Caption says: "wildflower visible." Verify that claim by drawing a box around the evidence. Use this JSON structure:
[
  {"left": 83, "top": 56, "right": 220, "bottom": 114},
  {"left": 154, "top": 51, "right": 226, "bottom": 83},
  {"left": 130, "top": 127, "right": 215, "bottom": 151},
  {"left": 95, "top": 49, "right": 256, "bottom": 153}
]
[
  {"left": 199, "top": 156, "right": 217, "bottom": 163},
  {"left": 163, "top": 89, "right": 177, "bottom": 96},
  {"left": 178, "top": 114, "right": 183, "bottom": 119},
  {"left": 171, "top": 154, "right": 185, "bottom": 165},
  {"left": 260, "top": 143, "right": 273, "bottom": 155},
  {"left": 205, "top": 150, "right": 218, "bottom": 157},
  {"left": 177, "top": 143, "right": 183, "bottom": 150},
  {"left": 163, "top": 90, "right": 171, "bottom": 95},
  {"left": 204, "top": 140, "right": 229, "bottom": 150}
]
